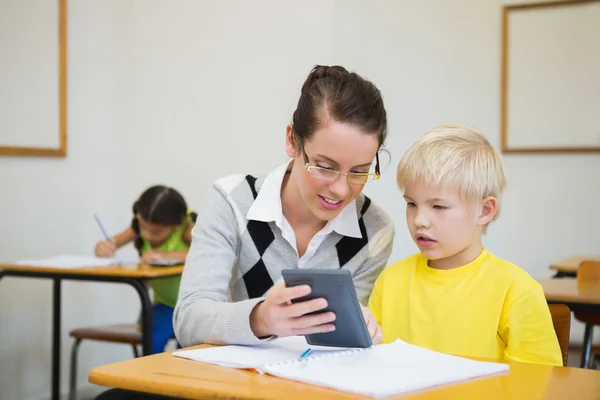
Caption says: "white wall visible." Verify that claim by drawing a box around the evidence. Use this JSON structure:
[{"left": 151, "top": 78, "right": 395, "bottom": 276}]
[
  {"left": 335, "top": 0, "right": 600, "bottom": 357},
  {"left": 0, "top": 1, "right": 598, "bottom": 399},
  {"left": 0, "top": 1, "right": 333, "bottom": 399},
  {"left": 334, "top": 0, "right": 600, "bottom": 274}
]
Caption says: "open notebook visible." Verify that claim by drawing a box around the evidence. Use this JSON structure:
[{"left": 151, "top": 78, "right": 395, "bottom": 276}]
[
  {"left": 13, "top": 255, "right": 140, "bottom": 269},
  {"left": 173, "top": 336, "right": 509, "bottom": 398}
]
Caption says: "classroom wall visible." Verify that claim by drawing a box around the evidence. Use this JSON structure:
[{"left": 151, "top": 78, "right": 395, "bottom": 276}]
[{"left": 0, "top": 1, "right": 598, "bottom": 399}]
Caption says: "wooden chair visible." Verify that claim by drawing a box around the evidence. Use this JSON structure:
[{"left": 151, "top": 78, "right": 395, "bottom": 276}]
[
  {"left": 69, "top": 323, "right": 141, "bottom": 400},
  {"left": 573, "top": 260, "right": 600, "bottom": 368},
  {"left": 69, "top": 282, "right": 149, "bottom": 400},
  {"left": 548, "top": 304, "right": 571, "bottom": 366},
  {"left": 591, "top": 345, "right": 600, "bottom": 369}
]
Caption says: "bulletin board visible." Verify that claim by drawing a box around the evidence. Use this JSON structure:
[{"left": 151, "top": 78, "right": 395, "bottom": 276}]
[
  {"left": 0, "top": 0, "right": 67, "bottom": 157},
  {"left": 500, "top": 0, "right": 600, "bottom": 153}
]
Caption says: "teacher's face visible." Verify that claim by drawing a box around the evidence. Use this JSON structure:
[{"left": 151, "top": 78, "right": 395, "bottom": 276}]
[{"left": 286, "top": 120, "right": 379, "bottom": 222}]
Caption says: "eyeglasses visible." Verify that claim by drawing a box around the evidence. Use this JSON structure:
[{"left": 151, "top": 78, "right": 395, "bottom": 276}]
[{"left": 298, "top": 136, "right": 380, "bottom": 185}]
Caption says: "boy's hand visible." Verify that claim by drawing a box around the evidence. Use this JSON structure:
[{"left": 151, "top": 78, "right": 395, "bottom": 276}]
[
  {"left": 361, "top": 304, "right": 383, "bottom": 344},
  {"left": 141, "top": 251, "right": 164, "bottom": 263},
  {"left": 249, "top": 281, "right": 335, "bottom": 338},
  {"left": 95, "top": 239, "right": 116, "bottom": 257}
]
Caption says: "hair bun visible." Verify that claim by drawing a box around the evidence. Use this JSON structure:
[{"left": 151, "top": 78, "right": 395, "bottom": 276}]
[{"left": 300, "top": 65, "right": 349, "bottom": 95}]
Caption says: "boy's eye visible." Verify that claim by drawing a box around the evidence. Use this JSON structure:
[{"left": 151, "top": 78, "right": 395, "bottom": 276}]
[
  {"left": 433, "top": 205, "right": 446, "bottom": 210},
  {"left": 406, "top": 202, "right": 416, "bottom": 207}
]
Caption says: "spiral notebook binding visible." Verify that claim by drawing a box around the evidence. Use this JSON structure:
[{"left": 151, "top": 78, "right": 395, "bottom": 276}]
[{"left": 264, "top": 347, "right": 371, "bottom": 368}]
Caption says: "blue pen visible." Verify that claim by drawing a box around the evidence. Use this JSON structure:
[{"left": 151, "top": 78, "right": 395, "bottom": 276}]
[
  {"left": 299, "top": 348, "right": 312, "bottom": 360},
  {"left": 94, "top": 214, "right": 111, "bottom": 241}
]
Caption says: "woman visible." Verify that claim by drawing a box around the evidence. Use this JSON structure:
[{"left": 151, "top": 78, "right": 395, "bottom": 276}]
[{"left": 174, "top": 65, "right": 395, "bottom": 346}]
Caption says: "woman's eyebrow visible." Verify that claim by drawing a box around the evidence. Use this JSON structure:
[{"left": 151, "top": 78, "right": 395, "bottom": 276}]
[{"left": 314, "top": 154, "right": 372, "bottom": 168}]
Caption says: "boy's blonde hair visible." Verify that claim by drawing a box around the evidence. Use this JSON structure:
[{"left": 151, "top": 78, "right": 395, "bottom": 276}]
[{"left": 397, "top": 124, "right": 507, "bottom": 224}]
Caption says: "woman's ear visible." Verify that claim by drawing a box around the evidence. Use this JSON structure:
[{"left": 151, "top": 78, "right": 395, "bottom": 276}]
[
  {"left": 476, "top": 196, "right": 498, "bottom": 227},
  {"left": 285, "top": 124, "right": 298, "bottom": 158}
]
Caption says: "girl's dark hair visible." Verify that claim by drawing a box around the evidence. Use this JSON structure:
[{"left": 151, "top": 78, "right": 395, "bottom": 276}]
[
  {"left": 292, "top": 65, "right": 387, "bottom": 148},
  {"left": 130, "top": 185, "right": 197, "bottom": 255}
]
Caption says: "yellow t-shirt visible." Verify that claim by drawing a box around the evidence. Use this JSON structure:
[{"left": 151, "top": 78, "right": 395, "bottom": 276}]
[{"left": 367, "top": 249, "right": 562, "bottom": 366}]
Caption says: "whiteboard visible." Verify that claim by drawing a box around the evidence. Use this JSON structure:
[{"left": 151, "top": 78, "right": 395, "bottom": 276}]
[
  {"left": 0, "top": 0, "right": 66, "bottom": 156},
  {"left": 502, "top": 1, "right": 600, "bottom": 153}
]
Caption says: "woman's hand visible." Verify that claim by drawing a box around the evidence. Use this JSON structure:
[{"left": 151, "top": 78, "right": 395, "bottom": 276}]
[{"left": 250, "top": 281, "right": 336, "bottom": 338}]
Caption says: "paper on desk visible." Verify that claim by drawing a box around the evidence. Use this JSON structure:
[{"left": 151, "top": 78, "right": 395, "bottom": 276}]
[
  {"left": 13, "top": 254, "right": 140, "bottom": 269},
  {"left": 174, "top": 336, "right": 510, "bottom": 398},
  {"left": 260, "top": 339, "right": 510, "bottom": 398},
  {"left": 173, "top": 335, "right": 355, "bottom": 371}
]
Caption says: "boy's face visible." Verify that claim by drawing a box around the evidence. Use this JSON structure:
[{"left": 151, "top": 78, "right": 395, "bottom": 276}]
[{"left": 403, "top": 180, "right": 496, "bottom": 270}]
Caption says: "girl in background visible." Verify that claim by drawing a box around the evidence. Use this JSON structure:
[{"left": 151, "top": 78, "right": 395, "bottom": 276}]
[{"left": 95, "top": 185, "right": 196, "bottom": 353}]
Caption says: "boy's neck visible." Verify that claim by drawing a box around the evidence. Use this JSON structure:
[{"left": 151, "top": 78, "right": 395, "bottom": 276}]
[{"left": 427, "top": 241, "right": 485, "bottom": 270}]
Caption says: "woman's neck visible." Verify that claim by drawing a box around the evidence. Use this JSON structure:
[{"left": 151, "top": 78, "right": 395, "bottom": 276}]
[{"left": 280, "top": 167, "right": 326, "bottom": 233}]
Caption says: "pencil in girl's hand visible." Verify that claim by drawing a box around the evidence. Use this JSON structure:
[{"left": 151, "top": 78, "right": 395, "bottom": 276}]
[{"left": 94, "top": 214, "right": 111, "bottom": 241}]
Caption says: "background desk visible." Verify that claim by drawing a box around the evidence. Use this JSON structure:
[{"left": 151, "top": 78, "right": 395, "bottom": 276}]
[
  {"left": 0, "top": 262, "right": 183, "bottom": 400},
  {"left": 538, "top": 277, "right": 600, "bottom": 368},
  {"left": 538, "top": 278, "right": 600, "bottom": 313},
  {"left": 550, "top": 255, "right": 600, "bottom": 277}
]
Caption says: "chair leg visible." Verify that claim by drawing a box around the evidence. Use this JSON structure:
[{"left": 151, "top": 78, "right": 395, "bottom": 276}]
[
  {"left": 69, "top": 338, "right": 82, "bottom": 400},
  {"left": 580, "top": 324, "right": 594, "bottom": 368},
  {"left": 132, "top": 344, "right": 139, "bottom": 358}
]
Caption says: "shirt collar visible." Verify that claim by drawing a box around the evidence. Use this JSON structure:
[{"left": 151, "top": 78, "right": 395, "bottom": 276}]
[
  {"left": 246, "top": 161, "right": 362, "bottom": 238},
  {"left": 246, "top": 162, "right": 289, "bottom": 227}
]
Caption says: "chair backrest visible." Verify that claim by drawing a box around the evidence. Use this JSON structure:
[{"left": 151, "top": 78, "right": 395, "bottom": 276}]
[
  {"left": 578, "top": 261, "right": 600, "bottom": 284},
  {"left": 548, "top": 303, "right": 571, "bottom": 366}
]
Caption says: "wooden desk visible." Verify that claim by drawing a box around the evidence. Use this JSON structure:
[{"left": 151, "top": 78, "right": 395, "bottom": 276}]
[
  {"left": 538, "top": 277, "right": 600, "bottom": 369},
  {"left": 538, "top": 278, "right": 600, "bottom": 313},
  {"left": 89, "top": 346, "right": 600, "bottom": 400},
  {"left": 0, "top": 262, "right": 183, "bottom": 400},
  {"left": 550, "top": 255, "right": 600, "bottom": 276}
]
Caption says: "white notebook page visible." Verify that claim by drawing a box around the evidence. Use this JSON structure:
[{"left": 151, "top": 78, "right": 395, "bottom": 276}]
[
  {"left": 173, "top": 335, "right": 366, "bottom": 371},
  {"left": 261, "top": 339, "right": 509, "bottom": 398}
]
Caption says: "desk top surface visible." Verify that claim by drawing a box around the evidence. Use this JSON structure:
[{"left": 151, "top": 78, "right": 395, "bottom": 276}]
[
  {"left": 0, "top": 263, "right": 183, "bottom": 278},
  {"left": 537, "top": 278, "right": 600, "bottom": 305},
  {"left": 89, "top": 345, "right": 600, "bottom": 400},
  {"left": 549, "top": 255, "right": 600, "bottom": 273}
]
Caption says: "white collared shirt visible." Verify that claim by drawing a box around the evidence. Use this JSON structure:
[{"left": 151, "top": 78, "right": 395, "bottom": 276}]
[{"left": 246, "top": 161, "right": 362, "bottom": 268}]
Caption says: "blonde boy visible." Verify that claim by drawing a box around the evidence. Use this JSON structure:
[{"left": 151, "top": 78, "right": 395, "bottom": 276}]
[{"left": 368, "top": 124, "right": 562, "bottom": 366}]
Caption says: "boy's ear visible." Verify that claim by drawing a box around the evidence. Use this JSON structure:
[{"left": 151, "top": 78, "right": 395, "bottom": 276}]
[{"left": 476, "top": 196, "right": 498, "bottom": 227}]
